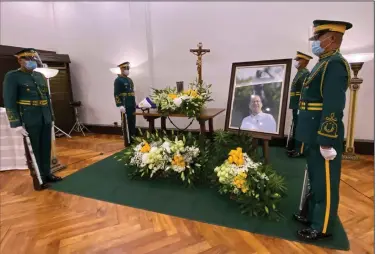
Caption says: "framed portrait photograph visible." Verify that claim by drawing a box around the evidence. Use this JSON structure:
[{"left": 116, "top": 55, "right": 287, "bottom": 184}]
[{"left": 224, "top": 59, "right": 292, "bottom": 138}]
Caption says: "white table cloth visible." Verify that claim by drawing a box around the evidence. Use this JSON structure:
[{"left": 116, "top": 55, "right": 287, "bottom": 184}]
[{"left": 0, "top": 107, "right": 27, "bottom": 171}]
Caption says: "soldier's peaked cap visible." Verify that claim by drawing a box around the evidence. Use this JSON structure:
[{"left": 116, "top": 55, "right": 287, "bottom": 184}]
[
  {"left": 295, "top": 51, "right": 313, "bottom": 61},
  {"left": 117, "top": 62, "right": 130, "bottom": 68},
  {"left": 14, "top": 48, "right": 38, "bottom": 58},
  {"left": 309, "top": 20, "right": 353, "bottom": 40}
]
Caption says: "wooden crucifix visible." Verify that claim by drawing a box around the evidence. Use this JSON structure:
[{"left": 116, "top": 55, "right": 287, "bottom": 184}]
[{"left": 190, "top": 42, "right": 210, "bottom": 84}]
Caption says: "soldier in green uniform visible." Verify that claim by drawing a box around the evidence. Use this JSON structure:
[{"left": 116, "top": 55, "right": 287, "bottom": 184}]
[
  {"left": 113, "top": 62, "right": 136, "bottom": 146},
  {"left": 286, "top": 51, "right": 312, "bottom": 158},
  {"left": 293, "top": 20, "right": 352, "bottom": 240},
  {"left": 286, "top": 51, "right": 313, "bottom": 157},
  {"left": 3, "top": 48, "right": 63, "bottom": 190}
]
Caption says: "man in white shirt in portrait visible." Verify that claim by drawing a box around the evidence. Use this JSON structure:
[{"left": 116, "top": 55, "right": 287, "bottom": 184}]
[{"left": 240, "top": 94, "right": 277, "bottom": 133}]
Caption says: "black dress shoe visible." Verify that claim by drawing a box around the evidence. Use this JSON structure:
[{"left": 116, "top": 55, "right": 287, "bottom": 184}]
[
  {"left": 297, "top": 228, "right": 332, "bottom": 241},
  {"left": 286, "top": 149, "right": 294, "bottom": 154},
  {"left": 45, "top": 174, "right": 63, "bottom": 183},
  {"left": 33, "top": 182, "right": 51, "bottom": 191},
  {"left": 288, "top": 151, "right": 302, "bottom": 158},
  {"left": 293, "top": 213, "right": 311, "bottom": 226}
]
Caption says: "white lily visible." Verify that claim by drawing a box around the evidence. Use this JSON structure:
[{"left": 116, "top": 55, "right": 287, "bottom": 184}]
[{"left": 173, "top": 97, "right": 183, "bottom": 107}]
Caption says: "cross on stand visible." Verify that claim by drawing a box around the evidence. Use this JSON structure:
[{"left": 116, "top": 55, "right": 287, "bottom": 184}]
[{"left": 190, "top": 42, "right": 210, "bottom": 84}]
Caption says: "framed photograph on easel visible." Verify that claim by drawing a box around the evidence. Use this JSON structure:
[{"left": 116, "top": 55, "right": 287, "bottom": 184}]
[{"left": 224, "top": 59, "right": 292, "bottom": 139}]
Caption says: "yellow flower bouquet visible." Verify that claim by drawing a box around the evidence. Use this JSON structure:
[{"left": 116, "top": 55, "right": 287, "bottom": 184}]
[{"left": 214, "top": 147, "right": 287, "bottom": 220}]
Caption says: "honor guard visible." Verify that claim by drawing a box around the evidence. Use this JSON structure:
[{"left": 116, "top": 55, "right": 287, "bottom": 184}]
[
  {"left": 2, "top": 48, "right": 63, "bottom": 190},
  {"left": 286, "top": 51, "right": 312, "bottom": 157},
  {"left": 114, "top": 62, "right": 136, "bottom": 146},
  {"left": 293, "top": 20, "right": 352, "bottom": 240}
]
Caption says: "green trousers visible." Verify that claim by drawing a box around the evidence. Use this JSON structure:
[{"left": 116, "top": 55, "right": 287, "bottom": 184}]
[
  {"left": 287, "top": 109, "right": 303, "bottom": 152},
  {"left": 25, "top": 123, "right": 52, "bottom": 180},
  {"left": 121, "top": 107, "right": 136, "bottom": 146},
  {"left": 303, "top": 143, "right": 342, "bottom": 234}
]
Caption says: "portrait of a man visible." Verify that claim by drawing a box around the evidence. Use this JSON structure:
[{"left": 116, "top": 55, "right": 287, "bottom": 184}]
[
  {"left": 225, "top": 59, "right": 292, "bottom": 137},
  {"left": 240, "top": 94, "right": 277, "bottom": 132}
]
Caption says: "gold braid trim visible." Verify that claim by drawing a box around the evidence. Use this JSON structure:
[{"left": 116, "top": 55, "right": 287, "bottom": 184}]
[
  {"left": 318, "top": 113, "right": 338, "bottom": 138},
  {"left": 115, "top": 96, "right": 121, "bottom": 104},
  {"left": 340, "top": 56, "right": 351, "bottom": 87},
  {"left": 5, "top": 109, "right": 20, "bottom": 122},
  {"left": 304, "top": 61, "right": 328, "bottom": 86},
  {"left": 320, "top": 61, "right": 330, "bottom": 98}
]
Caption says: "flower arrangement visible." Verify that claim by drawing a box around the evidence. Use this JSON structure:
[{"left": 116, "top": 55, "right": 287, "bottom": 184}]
[
  {"left": 116, "top": 129, "right": 287, "bottom": 221},
  {"left": 150, "top": 79, "right": 213, "bottom": 118},
  {"left": 214, "top": 147, "right": 287, "bottom": 221},
  {"left": 118, "top": 130, "right": 208, "bottom": 186}
]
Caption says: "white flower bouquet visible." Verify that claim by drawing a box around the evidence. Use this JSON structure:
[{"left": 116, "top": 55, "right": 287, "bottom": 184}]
[
  {"left": 150, "top": 79, "right": 213, "bottom": 118},
  {"left": 118, "top": 130, "right": 205, "bottom": 185}
]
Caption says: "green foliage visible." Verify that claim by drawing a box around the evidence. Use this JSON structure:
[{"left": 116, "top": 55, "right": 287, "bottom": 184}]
[
  {"left": 235, "top": 164, "right": 288, "bottom": 221},
  {"left": 116, "top": 129, "right": 288, "bottom": 221},
  {"left": 210, "top": 130, "right": 288, "bottom": 221},
  {"left": 210, "top": 129, "right": 257, "bottom": 167}
]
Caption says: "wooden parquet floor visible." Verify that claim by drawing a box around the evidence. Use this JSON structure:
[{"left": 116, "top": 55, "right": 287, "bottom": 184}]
[{"left": 0, "top": 134, "right": 374, "bottom": 254}]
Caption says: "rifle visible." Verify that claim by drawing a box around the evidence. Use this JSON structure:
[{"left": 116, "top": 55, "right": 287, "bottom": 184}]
[
  {"left": 286, "top": 120, "right": 294, "bottom": 149},
  {"left": 22, "top": 130, "right": 44, "bottom": 190},
  {"left": 298, "top": 165, "right": 311, "bottom": 216},
  {"left": 121, "top": 111, "right": 131, "bottom": 147}
]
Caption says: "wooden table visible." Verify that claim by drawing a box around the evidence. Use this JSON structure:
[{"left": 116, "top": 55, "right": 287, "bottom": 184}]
[{"left": 135, "top": 108, "right": 225, "bottom": 135}]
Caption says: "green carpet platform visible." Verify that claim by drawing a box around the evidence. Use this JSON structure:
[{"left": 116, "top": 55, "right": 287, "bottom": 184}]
[{"left": 51, "top": 147, "right": 349, "bottom": 251}]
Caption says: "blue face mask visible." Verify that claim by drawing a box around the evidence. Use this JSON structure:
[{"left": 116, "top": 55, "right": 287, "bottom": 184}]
[
  {"left": 311, "top": 41, "right": 325, "bottom": 56},
  {"left": 25, "top": 60, "right": 37, "bottom": 70},
  {"left": 311, "top": 36, "right": 331, "bottom": 56}
]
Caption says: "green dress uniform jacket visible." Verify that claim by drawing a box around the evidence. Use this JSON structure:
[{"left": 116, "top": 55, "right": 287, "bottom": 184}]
[
  {"left": 295, "top": 49, "right": 350, "bottom": 234},
  {"left": 287, "top": 68, "right": 310, "bottom": 152},
  {"left": 289, "top": 68, "right": 310, "bottom": 110},
  {"left": 114, "top": 75, "right": 136, "bottom": 144},
  {"left": 3, "top": 69, "right": 54, "bottom": 180}
]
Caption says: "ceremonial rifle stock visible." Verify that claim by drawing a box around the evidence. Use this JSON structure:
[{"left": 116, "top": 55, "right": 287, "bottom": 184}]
[
  {"left": 299, "top": 165, "right": 311, "bottom": 216},
  {"left": 286, "top": 120, "right": 294, "bottom": 149},
  {"left": 22, "top": 132, "right": 44, "bottom": 189},
  {"left": 121, "top": 111, "right": 130, "bottom": 147}
]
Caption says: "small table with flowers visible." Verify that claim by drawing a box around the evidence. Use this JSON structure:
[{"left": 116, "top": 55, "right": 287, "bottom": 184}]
[{"left": 134, "top": 108, "right": 225, "bottom": 136}]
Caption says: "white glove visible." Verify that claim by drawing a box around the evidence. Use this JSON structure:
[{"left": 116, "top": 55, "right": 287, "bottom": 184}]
[
  {"left": 15, "top": 126, "right": 28, "bottom": 136},
  {"left": 320, "top": 146, "right": 337, "bottom": 160},
  {"left": 119, "top": 106, "right": 126, "bottom": 113}
]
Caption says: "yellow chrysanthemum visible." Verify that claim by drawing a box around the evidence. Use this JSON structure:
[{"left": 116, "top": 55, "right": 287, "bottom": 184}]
[
  {"left": 172, "top": 154, "right": 185, "bottom": 167},
  {"left": 168, "top": 94, "right": 177, "bottom": 99},
  {"left": 227, "top": 147, "right": 244, "bottom": 166},
  {"left": 183, "top": 89, "right": 198, "bottom": 98},
  {"left": 140, "top": 142, "right": 151, "bottom": 153}
]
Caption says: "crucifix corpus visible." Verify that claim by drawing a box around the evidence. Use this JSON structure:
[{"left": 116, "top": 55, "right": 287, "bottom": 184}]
[{"left": 190, "top": 42, "right": 210, "bottom": 84}]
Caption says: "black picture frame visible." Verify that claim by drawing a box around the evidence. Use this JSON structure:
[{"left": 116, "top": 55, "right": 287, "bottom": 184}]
[{"left": 224, "top": 58, "right": 292, "bottom": 139}]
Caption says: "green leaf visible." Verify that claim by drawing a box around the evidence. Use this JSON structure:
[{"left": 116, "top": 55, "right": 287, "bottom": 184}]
[
  {"left": 265, "top": 206, "right": 269, "bottom": 214},
  {"left": 181, "top": 172, "right": 185, "bottom": 181}
]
